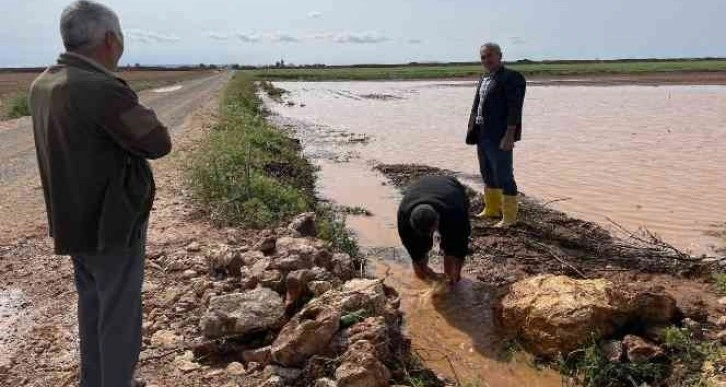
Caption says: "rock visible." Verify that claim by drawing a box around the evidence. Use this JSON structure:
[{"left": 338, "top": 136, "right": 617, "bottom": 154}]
[
  {"left": 345, "top": 317, "right": 390, "bottom": 362},
  {"left": 330, "top": 253, "right": 355, "bottom": 280},
  {"left": 682, "top": 317, "right": 703, "bottom": 339},
  {"left": 174, "top": 350, "right": 201, "bottom": 372},
  {"left": 242, "top": 346, "right": 272, "bottom": 365},
  {"left": 622, "top": 335, "right": 664, "bottom": 363},
  {"left": 272, "top": 254, "right": 313, "bottom": 272},
  {"left": 288, "top": 212, "right": 317, "bottom": 237},
  {"left": 259, "top": 270, "right": 285, "bottom": 293},
  {"left": 335, "top": 340, "right": 391, "bottom": 387},
  {"left": 271, "top": 303, "right": 341, "bottom": 366},
  {"left": 285, "top": 268, "right": 336, "bottom": 308},
  {"left": 718, "top": 297, "right": 726, "bottom": 306},
  {"left": 255, "top": 236, "right": 277, "bottom": 255},
  {"left": 182, "top": 269, "right": 198, "bottom": 279},
  {"left": 499, "top": 275, "right": 677, "bottom": 357},
  {"left": 601, "top": 340, "right": 624, "bottom": 363},
  {"left": 717, "top": 316, "right": 726, "bottom": 328},
  {"left": 239, "top": 250, "right": 263, "bottom": 266},
  {"left": 309, "top": 281, "right": 333, "bottom": 297},
  {"left": 247, "top": 362, "right": 262, "bottom": 372},
  {"left": 259, "top": 376, "right": 285, "bottom": 387},
  {"left": 315, "top": 378, "right": 338, "bottom": 387},
  {"left": 678, "top": 296, "right": 709, "bottom": 322},
  {"left": 276, "top": 237, "right": 323, "bottom": 261},
  {"left": 200, "top": 288, "right": 285, "bottom": 339},
  {"left": 264, "top": 365, "right": 303, "bottom": 382},
  {"left": 339, "top": 279, "right": 388, "bottom": 315},
  {"left": 717, "top": 330, "right": 726, "bottom": 345},
  {"left": 239, "top": 267, "right": 259, "bottom": 290},
  {"left": 643, "top": 325, "right": 669, "bottom": 343},
  {"left": 186, "top": 241, "right": 201, "bottom": 252},
  {"left": 626, "top": 287, "right": 678, "bottom": 324},
  {"left": 226, "top": 361, "right": 246, "bottom": 376},
  {"left": 207, "top": 244, "right": 245, "bottom": 278},
  {"left": 150, "top": 329, "right": 181, "bottom": 349},
  {"left": 285, "top": 270, "right": 310, "bottom": 310}
]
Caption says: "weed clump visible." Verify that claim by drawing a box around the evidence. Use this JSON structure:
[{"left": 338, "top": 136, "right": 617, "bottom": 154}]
[
  {"left": 4, "top": 92, "right": 30, "bottom": 119},
  {"left": 190, "top": 74, "right": 315, "bottom": 228},
  {"left": 316, "top": 204, "right": 360, "bottom": 259},
  {"left": 558, "top": 339, "right": 668, "bottom": 387}
]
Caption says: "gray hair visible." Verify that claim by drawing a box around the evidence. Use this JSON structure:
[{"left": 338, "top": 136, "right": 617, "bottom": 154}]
[
  {"left": 60, "top": 1, "right": 122, "bottom": 51},
  {"left": 480, "top": 42, "right": 503, "bottom": 58}
]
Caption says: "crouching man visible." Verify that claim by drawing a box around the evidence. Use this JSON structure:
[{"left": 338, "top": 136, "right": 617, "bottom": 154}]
[{"left": 397, "top": 176, "right": 471, "bottom": 284}]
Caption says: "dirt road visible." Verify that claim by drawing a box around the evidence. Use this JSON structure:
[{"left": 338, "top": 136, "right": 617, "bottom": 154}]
[
  {"left": 0, "top": 71, "right": 231, "bottom": 245},
  {"left": 0, "top": 71, "right": 231, "bottom": 385}
]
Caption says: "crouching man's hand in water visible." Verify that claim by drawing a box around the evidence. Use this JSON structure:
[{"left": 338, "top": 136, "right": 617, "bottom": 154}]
[{"left": 444, "top": 255, "right": 464, "bottom": 284}]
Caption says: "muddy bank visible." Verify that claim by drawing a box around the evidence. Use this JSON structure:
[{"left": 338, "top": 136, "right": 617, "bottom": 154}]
[{"left": 375, "top": 163, "right": 726, "bottom": 386}]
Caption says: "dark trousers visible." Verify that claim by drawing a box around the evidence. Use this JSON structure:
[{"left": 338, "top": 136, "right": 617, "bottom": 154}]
[
  {"left": 71, "top": 224, "right": 147, "bottom": 387},
  {"left": 477, "top": 138, "right": 517, "bottom": 195}
]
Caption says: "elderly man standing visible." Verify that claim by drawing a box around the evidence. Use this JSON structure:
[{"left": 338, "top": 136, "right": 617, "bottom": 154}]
[
  {"left": 29, "top": 1, "right": 171, "bottom": 386},
  {"left": 466, "top": 43, "right": 526, "bottom": 227}
]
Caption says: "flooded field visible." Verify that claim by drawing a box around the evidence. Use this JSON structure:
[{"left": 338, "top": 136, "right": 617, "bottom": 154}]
[
  {"left": 268, "top": 80, "right": 726, "bottom": 385},
  {"left": 272, "top": 81, "right": 726, "bottom": 255}
]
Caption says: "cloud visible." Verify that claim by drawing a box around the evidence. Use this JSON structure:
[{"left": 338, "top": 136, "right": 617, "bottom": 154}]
[
  {"left": 236, "top": 32, "right": 262, "bottom": 43},
  {"left": 207, "top": 32, "right": 230, "bottom": 41},
  {"left": 407, "top": 38, "right": 423, "bottom": 44},
  {"left": 125, "top": 28, "right": 180, "bottom": 44},
  {"left": 333, "top": 31, "right": 390, "bottom": 44},
  {"left": 270, "top": 32, "right": 301, "bottom": 43},
  {"left": 510, "top": 36, "right": 526, "bottom": 45},
  {"left": 307, "top": 11, "right": 322, "bottom": 18},
  {"left": 308, "top": 32, "right": 333, "bottom": 41}
]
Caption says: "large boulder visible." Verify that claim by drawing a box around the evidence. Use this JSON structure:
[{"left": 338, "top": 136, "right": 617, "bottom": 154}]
[
  {"left": 271, "top": 303, "right": 341, "bottom": 367},
  {"left": 500, "top": 275, "right": 677, "bottom": 357},
  {"left": 335, "top": 340, "right": 391, "bottom": 387},
  {"left": 200, "top": 288, "right": 285, "bottom": 339}
]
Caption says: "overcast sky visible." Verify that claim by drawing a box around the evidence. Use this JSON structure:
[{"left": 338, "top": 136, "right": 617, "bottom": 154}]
[{"left": 1, "top": 0, "right": 725, "bottom": 67}]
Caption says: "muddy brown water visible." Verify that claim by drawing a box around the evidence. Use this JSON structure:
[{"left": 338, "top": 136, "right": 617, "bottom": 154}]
[{"left": 268, "top": 80, "right": 726, "bottom": 386}]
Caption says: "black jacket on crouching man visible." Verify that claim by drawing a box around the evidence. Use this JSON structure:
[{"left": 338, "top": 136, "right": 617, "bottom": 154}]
[{"left": 397, "top": 176, "right": 471, "bottom": 261}]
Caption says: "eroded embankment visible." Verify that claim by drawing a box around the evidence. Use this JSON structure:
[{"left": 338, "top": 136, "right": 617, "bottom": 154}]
[
  {"left": 375, "top": 163, "right": 726, "bottom": 387},
  {"left": 168, "top": 74, "right": 440, "bottom": 386}
]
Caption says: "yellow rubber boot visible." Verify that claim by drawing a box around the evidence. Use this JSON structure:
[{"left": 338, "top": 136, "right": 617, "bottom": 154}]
[
  {"left": 495, "top": 195, "right": 518, "bottom": 227},
  {"left": 476, "top": 188, "right": 503, "bottom": 218}
]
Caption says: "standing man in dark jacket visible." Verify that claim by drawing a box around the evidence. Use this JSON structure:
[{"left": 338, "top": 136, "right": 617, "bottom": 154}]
[
  {"left": 466, "top": 42, "right": 526, "bottom": 227},
  {"left": 29, "top": 1, "right": 171, "bottom": 386},
  {"left": 397, "top": 176, "right": 471, "bottom": 284}
]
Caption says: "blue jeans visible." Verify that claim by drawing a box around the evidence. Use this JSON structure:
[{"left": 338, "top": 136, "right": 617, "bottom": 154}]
[
  {"left": 477, "top": 138, "right": 517, "bottom": 195},
  {"left": 72, "top": 223, "right": 147, "bottom": 387}
]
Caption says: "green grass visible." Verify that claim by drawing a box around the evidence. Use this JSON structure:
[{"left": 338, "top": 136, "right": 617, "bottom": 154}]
[
  {"left": 189, "top": 73, "right": 361, "bottom": 257},
  {"left": 712, "top": 272, "right": 726, "bottom": 294},
  {"left": 189, "top": 73, "right": 316, "bottom": 228},
  {"left": 316, "top": 204, "right": 360, "bottom": 259},
  {"left": 245, "top": 60, "right": 726, "bottom": 81},
  {"left": 558, "top": 339, "right": 669, "bottom": 387},
  {"left": 3, "top": 92, "right": 29, "bottom": 119},
  {"left": 558, "top": 328, "right": 726, "bottom": 387},
  {"left": 258, "top": 80, "right": 287, "bottom": 101}
]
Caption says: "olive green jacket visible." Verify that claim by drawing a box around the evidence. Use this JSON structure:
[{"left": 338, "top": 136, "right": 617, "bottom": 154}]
[{"left": 30, "top": 53, "right": 171, "bottom": 255}]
